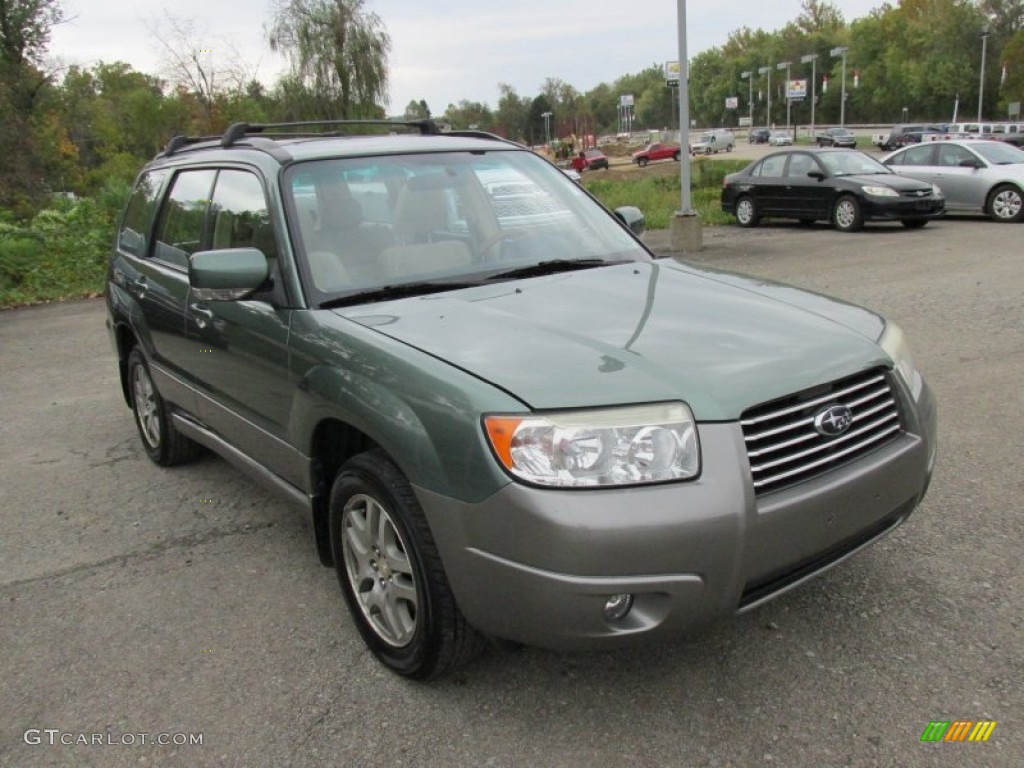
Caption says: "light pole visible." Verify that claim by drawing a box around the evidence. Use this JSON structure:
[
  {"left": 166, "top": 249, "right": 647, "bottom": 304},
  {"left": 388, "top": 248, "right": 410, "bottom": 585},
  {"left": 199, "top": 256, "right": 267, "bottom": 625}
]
[
  {"left": 978, "top": 26, "right": 991, "bottom": 122},
  {"left": 741, "top": 71, "right": 753, "bottom": 129},
  {"left": 541, "top": 111, "right": 552, "bottom": 144},
  {"left": 831, "top": 46, "right": 849, "bottom": 126},
  {"left": 777, "top": 61, "right": 792, "bottom": 130},
  {"left": 801, "top": 53, "right": 818, "bottom": 139},
  {"left": 671, "top": 0, "right": 701, "bottom": 252},
  {"left": 758, "top": 65, "right": 772, "bottom": 127},
  {"left": 902, "top": 106, "right": 909, "bottom": 123}
]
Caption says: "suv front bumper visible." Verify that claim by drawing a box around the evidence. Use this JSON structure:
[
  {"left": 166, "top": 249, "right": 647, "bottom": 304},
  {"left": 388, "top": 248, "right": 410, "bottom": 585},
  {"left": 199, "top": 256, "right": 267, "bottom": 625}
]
[{"left": 417, "top": 380, "right": 936, "bottom": 651}]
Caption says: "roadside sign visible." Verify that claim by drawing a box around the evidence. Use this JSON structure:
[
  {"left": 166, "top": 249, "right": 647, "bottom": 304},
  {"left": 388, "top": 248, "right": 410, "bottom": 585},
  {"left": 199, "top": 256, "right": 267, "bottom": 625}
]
[
  {"left": 620, "top": 94, "right": 634, "bottom": 107},
  {"left": 739, "top": 116, "right": 753, "bottom": 127},
  {"left": 664, "top": 61, "right": 680, "bottom": 87},
  {"left": 1010, "top": 102, "right": 1021, "bottom": 118},
  {"left": 787, "top": 79, "right": 807, "bottom": 100},
  {"left": 725, "top": 96, "right": 739, "bottom": 109}
]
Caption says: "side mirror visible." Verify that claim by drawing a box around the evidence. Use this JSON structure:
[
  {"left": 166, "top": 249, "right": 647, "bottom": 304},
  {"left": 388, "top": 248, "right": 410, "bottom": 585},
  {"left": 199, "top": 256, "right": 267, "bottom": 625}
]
[
  {"left": 808, "top": 170, "right": 826, "bottom": 181},
  {"left": 188, "top": 247, "right": 269, "bottom": 301},
  {"left": 958, "top": 158, "right": 983, "bottom": 169},
  {"left": 614, "top": 206, "right": 646, "bottom": 237}
]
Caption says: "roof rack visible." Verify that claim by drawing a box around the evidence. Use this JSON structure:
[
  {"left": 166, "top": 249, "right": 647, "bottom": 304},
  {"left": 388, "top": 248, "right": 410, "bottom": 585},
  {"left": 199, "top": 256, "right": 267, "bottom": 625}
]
[
  {"left": 220, "top": 119, "right": 445, "bottom": 147},
  {"left": 158, "top": 119, "right": 517, "bottom": 161}
]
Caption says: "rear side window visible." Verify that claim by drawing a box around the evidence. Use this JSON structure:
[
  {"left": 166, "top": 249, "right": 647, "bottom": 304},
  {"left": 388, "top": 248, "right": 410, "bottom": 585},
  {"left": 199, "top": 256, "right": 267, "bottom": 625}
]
[
  {"left": 756, "top": 155, "right": 787, "bottom": 177},
  {"left": 118, "top": 170, "right": 167, "bottom": 257},
  {"left": 902, "top": 145, "right": 936, "bottom": 166},
  {"left": 153, "top": 170, "right": 217, "bottom": 269}
]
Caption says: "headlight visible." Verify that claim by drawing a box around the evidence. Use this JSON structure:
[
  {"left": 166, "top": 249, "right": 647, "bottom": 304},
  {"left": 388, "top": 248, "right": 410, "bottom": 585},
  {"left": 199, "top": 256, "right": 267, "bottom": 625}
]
[
  {"left": 861, "top": 185, "right": 899, "bottom": 197},
  {"left": 879, "top": 321, "right": 922, "bottom": 398},
  {"left": 931, "top": 184, "right": 943, "bottom": 198},
  {"left": 484, "top": 403, "right": 700, "bottom": 487}
]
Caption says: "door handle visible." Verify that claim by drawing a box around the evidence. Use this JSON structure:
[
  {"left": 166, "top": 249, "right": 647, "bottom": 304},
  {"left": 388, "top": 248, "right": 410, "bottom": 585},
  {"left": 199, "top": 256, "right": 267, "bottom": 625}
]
[
  {"left": 130, "top": 275, "right": 148, "bottom": 297},
  {"left": 189, "top": 303, "right": 214, "bottom": 329}
]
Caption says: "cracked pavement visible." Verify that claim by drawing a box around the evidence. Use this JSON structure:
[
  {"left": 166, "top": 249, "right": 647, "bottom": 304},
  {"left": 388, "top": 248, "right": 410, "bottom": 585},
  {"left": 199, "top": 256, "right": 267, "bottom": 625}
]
[{"left": 1, "top": 219, "right": 1022, "bottom": 767}]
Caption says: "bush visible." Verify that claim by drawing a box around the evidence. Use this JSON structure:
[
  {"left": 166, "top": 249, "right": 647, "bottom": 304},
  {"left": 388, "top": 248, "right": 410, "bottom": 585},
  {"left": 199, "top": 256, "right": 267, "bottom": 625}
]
[{"left": 0, "top": 179, "right": 128, "bottom": 307}]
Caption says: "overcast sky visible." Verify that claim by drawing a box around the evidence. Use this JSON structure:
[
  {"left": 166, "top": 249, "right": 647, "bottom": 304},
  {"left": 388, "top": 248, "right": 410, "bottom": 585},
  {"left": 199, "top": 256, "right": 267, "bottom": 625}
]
[{"left": 49, "top": 0, "right": 884, "bottom": 114}]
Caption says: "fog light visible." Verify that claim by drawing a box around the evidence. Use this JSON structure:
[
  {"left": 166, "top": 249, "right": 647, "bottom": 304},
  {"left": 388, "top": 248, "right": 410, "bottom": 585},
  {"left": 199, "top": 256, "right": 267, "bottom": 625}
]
[{"left": 603, "top": 593, "right": 634, "bottom": 622}]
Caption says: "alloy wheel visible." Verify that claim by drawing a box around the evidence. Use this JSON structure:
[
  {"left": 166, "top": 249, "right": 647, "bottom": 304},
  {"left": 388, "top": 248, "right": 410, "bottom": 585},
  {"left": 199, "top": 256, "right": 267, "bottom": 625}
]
[{"left": 341, "top": 493, "right": 419, "bottom": 647}]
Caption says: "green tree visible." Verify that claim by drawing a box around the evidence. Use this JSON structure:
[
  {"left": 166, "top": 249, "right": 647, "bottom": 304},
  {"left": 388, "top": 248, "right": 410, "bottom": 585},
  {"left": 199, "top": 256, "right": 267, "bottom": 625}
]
[
  {"left": 268, "top": 0, "right": 390, "bottom": 120},
  {"left": 442, "top": 99, "right": 493, "bottom": 130},
  {"left": 402, "top": 98, "right": 430, "bottom": 120},
  {"left": 0, "top": 0, "right": 65, "bottom": 211},
  {"left": 495, "top": 83, "right": 528, "bottom": 141}
]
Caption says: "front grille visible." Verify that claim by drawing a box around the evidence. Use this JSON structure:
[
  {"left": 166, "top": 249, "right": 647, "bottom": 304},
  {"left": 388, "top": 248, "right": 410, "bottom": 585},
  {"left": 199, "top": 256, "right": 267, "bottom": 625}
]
[{"left": 741, "top": 368, "right": 903, "bottom": 494}]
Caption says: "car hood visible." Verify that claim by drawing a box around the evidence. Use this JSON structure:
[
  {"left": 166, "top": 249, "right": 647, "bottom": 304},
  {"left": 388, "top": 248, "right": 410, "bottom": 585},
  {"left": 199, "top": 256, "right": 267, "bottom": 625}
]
[{"left": 336, "top": 261, "right": 889, "bottom": 420}]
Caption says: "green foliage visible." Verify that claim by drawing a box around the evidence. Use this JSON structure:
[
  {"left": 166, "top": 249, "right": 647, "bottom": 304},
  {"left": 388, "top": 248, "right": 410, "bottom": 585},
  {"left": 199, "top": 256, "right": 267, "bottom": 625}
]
[
  {"left": 0, "top": 181, "right": 126, "bottom": 307},
  {"left": 268, "top": 0, "right": 390, "bottom": 119},
  {"left": 584, "top": 159, "right": 749, "bottom": 229}
]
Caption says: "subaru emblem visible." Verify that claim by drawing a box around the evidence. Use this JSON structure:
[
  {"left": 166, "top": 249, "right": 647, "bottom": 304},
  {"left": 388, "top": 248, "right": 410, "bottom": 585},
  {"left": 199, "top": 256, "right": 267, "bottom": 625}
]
[{"left": 814, "top": 404, "right": 853, "bottom": 437}]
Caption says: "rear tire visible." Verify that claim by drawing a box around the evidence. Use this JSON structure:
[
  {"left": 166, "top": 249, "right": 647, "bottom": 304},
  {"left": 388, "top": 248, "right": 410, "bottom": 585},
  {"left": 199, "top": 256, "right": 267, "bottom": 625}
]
[
  {"left": 127, "top": 348, "right": 204, "bottom": 466},
  {"left": 734, "top": 195, "right": 760, "bottom": 228},
  {"left": 673, "top": 151, "right": 681, "bottom": 161},
  {"left": 832, "top": 195, "right": 864, "bottom": 232},
  {"left": 329, "top": 450, "right": 484, "bottom": 679},
  {"left": 987, "top": 184, "right": 1024, "bottom": 222}
]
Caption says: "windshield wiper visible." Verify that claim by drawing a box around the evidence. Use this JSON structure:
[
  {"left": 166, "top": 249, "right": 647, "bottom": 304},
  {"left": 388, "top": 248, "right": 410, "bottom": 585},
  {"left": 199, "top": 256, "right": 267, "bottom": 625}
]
[
  {"left": 485, "top": 258, "right": 625, "bottom": 281},
  {"left": 319, "top": 280, "right": 480, "bottom": 308}
]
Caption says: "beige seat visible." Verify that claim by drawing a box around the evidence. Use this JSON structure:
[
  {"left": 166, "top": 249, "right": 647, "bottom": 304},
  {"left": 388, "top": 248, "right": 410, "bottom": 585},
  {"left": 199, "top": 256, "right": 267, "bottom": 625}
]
[{"left": 385, "top": 181, "right": 473, "bottom": 279}]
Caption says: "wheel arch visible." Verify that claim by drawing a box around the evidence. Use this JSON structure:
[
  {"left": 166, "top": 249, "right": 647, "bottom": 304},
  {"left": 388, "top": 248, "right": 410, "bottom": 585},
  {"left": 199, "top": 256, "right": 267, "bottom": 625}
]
[
  {"left": 113, "top": 321, "right": 138, "bottom": 407},
  {"left": 308, "top": 418, "right": 381, "bottom": 566}
]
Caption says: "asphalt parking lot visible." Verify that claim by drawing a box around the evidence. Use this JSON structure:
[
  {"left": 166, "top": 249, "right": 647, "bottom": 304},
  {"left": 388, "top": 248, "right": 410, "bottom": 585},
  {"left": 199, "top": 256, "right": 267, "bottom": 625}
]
[{"left": 1, "top": 217, "right": 1022, "bottom": 767}]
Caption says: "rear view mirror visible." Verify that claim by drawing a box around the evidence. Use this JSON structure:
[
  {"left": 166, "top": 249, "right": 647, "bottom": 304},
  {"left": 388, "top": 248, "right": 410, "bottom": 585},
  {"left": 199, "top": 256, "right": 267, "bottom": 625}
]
[
  {"left": 188, "top": 247, "right": 269, "bottom": 301},
  {"left": 614, "top": 206, "right": 646, "bottom": 237},
  {"left": 808, "top": 170, "right": 826, "bottom": 181}
]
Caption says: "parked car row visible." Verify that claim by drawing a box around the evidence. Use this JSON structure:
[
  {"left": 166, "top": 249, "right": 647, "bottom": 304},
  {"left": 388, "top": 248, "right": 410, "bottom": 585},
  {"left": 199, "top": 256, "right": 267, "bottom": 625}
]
[{"left": 720, "top": 141, "right": 1024, "bottom": 230}]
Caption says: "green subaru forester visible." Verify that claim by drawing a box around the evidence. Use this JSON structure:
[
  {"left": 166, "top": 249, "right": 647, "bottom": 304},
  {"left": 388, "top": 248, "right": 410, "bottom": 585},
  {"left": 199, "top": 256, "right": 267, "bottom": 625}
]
[{"left": 106, "top": 121, "right": 937, "bottom": 679}]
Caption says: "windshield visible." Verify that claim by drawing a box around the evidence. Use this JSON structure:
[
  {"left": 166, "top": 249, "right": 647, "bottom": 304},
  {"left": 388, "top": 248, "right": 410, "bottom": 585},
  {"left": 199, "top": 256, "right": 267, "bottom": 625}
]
[
  {"left": 818, "top": 151, "right": 892, "bottom": 176},
  {"left": 969, "top": 141, "right": 1024, "bottom": 165},
  {"left": 284, "top": 149, "right": 649, "bottom": 303}
]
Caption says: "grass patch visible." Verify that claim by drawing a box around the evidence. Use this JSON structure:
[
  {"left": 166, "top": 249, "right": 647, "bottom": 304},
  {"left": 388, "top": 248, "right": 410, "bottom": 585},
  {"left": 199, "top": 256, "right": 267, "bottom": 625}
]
[{"left": 584, "top": 158, "right": 748, "bottom": 229}]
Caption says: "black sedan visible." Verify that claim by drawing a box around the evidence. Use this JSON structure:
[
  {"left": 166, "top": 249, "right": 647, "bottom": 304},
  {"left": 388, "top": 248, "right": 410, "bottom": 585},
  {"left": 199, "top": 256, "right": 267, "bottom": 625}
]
[
  {"left": 721, "top": 149, "right": 946, "bottom": 232},
  {"left": 816, "top": 127, "right": 858, "bottom": 148},
  {"left": 749, "top": 128, "right": 771, "bottom": 144}
]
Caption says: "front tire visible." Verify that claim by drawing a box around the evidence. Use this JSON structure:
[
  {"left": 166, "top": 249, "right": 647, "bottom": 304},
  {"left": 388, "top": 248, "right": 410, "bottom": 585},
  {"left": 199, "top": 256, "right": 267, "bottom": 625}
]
[
  {"left": 329, "top": 450, "right": 484, "bottom": 679},
  {"left": 637, "top": 157, "right": 649, "bottom": 168},
  {"left": 901, "top": 219, "right": 928, "bottom": 229},
  {"left": 987, "top": 183, "right": 1024, "bottom": 222},
  {"left": 127, "top": 348, "right": 203, "bottom": 466},
  {"left": 833, "top": 195, "right": 864, "bottom": 232},
  {"left": 734, "top": 195, "right": 760, "bottom": 228}
]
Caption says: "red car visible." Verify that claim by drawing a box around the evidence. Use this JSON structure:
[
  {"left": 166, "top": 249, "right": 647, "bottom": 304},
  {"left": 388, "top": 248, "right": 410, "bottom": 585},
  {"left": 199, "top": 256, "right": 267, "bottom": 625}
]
[
  {"left": 631, "top": 142, "right": 681, "bottom": 167},
  {"left": 582, "top": 148, "right": 609, "bottom": 170}
]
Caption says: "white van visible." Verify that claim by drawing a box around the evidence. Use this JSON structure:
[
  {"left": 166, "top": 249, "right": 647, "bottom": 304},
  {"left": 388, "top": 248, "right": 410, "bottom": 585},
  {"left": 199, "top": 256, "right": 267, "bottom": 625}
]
[{"left": 690, "top": 129, "right": 735, "bottom": 155}]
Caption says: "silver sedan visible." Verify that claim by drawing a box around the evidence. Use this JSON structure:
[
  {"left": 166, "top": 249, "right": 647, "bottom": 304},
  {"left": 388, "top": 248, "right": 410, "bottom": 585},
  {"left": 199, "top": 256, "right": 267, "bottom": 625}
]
[{"left": 882, "top": 139, "right": 1024, "bottom": 222}]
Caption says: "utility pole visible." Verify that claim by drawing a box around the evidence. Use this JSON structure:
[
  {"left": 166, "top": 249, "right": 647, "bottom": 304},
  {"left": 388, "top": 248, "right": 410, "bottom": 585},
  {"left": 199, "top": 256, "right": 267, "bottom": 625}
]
[
  {"left": 831, "top": 46, "right": 849, "bottom": 126},
  {"left": 979, "top": 26, "right": 991, "bottom": 122},
  {"left": 671, "top": 0, "right": 701, "bottom": 252},
  {"left": 801, "top": 53, "right": 818, "bottom": 139},
  {"left": 777, "top": 61, "right": 792, "bottom": 130},
  {"left": 758, "top": 65, "right": 772, "bottom": 127},
  {"left": 741, "top": 71, "right": 753, "bottom": 129}
]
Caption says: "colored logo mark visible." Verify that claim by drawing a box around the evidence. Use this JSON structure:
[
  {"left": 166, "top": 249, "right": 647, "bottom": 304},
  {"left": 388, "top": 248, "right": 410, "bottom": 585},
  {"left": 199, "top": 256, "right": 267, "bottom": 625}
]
[{"left": 920, "top": 720, "right": 997, "bottom": 742}]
